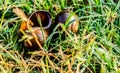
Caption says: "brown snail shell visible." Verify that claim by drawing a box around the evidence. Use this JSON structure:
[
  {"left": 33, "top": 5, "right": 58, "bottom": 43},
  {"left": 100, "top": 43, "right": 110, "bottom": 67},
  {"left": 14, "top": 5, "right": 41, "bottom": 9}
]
[
  {"left": 13, "top": 8, "right": 51, "bottom": 50},
  {"left": 29, "top": 10, "right": 51, "bottom": 29},
  {"left": 20, "top": 10, "right": 51, "bottom": 31},
  {"left": 23, "top": 27, "right": 49, "bottom": 48},
  {"left": 20, "top": 11, "right": 51, "bottom": 49},
  {"left": 55, "top": 10, "right": 79, "bottom": 33}
]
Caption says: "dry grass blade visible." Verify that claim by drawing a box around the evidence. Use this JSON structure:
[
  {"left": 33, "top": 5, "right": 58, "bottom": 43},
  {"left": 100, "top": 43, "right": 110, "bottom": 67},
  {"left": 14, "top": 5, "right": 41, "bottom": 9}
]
[
  {"left": 58, "top": 47, "right": 65, "bottom": 60},
  {"left": 46, "top": 55, "right": 59, "bottom": 70},
  {"left": 67, "top": 63, "right": 74, "bottom": 73},
  {"left": 75, "top": 63, "right": 80, "bottom": 73},
  {"left": 13, "top": 7, "right": 28, "bottom": 21},
  {"left": 31, "top": 31, "right": 44, "bottom": 50},
  {"left": 0, "top": 65, "right": 7, "bottom": 73},
  {"left": 13, "top": 7, "right": 33, "bottom": 30}
]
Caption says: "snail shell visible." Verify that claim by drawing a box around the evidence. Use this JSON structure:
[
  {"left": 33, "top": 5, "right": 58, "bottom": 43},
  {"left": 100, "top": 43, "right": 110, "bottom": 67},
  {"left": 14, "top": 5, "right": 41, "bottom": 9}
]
[
  {"left": 20, "top": 10, "right": 52, "bottom": 31},
  {"left": 24, "top": 27, "right": 49, "bottom": 48},
  {"left": 29, "top": 10, "right": 51, "bottom": 29},
  {"left": 55, "top": 10, "right": 79, "bottom": 33}
]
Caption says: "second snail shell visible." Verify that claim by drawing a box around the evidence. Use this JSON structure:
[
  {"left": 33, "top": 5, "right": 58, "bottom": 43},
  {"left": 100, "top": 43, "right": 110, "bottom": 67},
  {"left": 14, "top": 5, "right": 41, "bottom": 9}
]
[{"left": 55, "top": 10, "right": 79, "bottom": 33}]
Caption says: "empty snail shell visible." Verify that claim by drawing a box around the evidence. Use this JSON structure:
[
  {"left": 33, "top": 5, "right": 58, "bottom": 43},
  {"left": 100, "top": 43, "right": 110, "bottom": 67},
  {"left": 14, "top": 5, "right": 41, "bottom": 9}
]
[
  {"left": 20, "top": 10, "right": 51, "bottom": 31},
  {"left": 55, "top": 10, "right": 79, "bottom": 33},
  {"left": 29, "top": 10, "right": 51, "bottom": 29},
  {"left": 23, "top": 27, "right": 49, "bottom": 48}
]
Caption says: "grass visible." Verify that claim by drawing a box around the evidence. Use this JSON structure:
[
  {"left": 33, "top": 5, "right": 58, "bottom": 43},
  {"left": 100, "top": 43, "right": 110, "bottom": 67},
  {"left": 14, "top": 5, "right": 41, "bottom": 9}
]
[{"left": 0, "top": 0, "right": 120, "bottom": 73}]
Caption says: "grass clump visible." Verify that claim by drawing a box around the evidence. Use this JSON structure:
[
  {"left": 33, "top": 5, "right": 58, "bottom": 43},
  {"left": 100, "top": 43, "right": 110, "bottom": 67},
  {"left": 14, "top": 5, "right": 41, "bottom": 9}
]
[{"left": 0, "top": 0, "right": 120, "bottom": 73}]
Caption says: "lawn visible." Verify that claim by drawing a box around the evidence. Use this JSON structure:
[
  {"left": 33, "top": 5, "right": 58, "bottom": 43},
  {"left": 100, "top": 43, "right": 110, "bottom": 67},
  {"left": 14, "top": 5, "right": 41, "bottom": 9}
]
[{"left": 0, "top": 0, "right": 120, "bottom": 73}]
